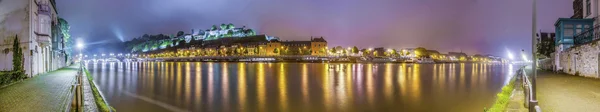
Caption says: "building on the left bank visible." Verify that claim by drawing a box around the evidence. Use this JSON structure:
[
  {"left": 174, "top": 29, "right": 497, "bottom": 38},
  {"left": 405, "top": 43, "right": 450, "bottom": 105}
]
[{"left": 0, "top": 0, "right": 68, "bottom": 77}]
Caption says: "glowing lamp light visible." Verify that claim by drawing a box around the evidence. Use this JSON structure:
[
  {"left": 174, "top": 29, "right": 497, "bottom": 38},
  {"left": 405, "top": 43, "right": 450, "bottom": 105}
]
[
  {"left": 77, "top": 43, "right": 84, "bottom": 49},
  {"left": 507, "top": 50, "right": 514, "bottom": 60}
]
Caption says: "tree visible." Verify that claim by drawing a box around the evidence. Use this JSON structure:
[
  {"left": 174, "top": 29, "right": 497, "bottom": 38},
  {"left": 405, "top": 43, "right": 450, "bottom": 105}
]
[
  {"left": 177, "top": 31, "right": 185, "bottom": 37},
  {"left": 391, "top": 49, "right": 398, "bottom": 57},
  {"left": 226, "top": 30, "right": 234, "bottom": 37},
  {"left": 58, "top": 18, "right": 73, "bottom": 60},
  {"left": 211, "top": 25, "right": 218, "bottom": 31},
  {"left": 220, "top": 24, "right": 227, "bottom": 30},
  {"left": 330, "top": 48, "right": 337, "bottom": 54},
  {"left": 361, "top": 49, "right": 370, "bottom": 56},
  {"left": 227, "top": 23, "right": 235, "bottom": 29},
  {"left": 352, "top": 46, "right": 359, "bottom": 54},
  {"left": 399, "top": 50, "right": 405, "bottom": 56},
  {"left": 415, "top": 47, "right": 428, "bottom": 58},
  {"left": 273, "top": 48, "right": 280, "bottom": 54},
  {"left": 537, "top": 37, "right": 555, "bottom": 58},
  {"left": 245, "top": 29, "right": 256, "bottom": 36},
  {"left": 12, "top": 35, "right": 24, "bottom": 79}
]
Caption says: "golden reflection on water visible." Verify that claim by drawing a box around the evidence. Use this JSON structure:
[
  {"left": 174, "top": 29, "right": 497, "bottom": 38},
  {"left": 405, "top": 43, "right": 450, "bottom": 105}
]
[
  {"left": 257, "top": 63, "right": 266, "bottom": 112},
  {"left": 195, "top": 62, "right": 202, "bottom": 110},
  {"left": 399, "top": 64, "right": 407, "bottom": 99},
  {"left": 344, "top": 64, "right": 353, "bottom": 111},
  {"left": 222, "top": 63, "right": 230, "bottom": 111},
  {"left": 185, "top": 62, "right": 191, "bottom": 107},
  {"left": 366, "top": 64, "right": 374, "bottom": 108},
  {"left": 301, "top": 63, "right": 309, "bottom": 109},
  {"left": 384, "top": 63, "right": 393, "bottom": 103},
  {"left": 150, "top": 62, "right": 155, "bottom": 96},
  {"left": 208, "top": 63, "right": 214, "bottom": 108},
  {"left": 459, "top": 64, "right": 465, "bottom": 91},
  {"left": 176, "top": 63, "right": 182, "bottom": 106},
  {"left": 90, "top": 62, "right": 514, "bottom": 112},
  {"left": 411, "top": 64, "right": 421, "bottom": 103},
  {"left": 323, "top": 63, "right": 332, "bottom": 111},
  {"left": 278, "top": 63, "right": 288, "bottom": 112},
  {"left": 238, "top": 63, "right": 247, "bottom": 112}
]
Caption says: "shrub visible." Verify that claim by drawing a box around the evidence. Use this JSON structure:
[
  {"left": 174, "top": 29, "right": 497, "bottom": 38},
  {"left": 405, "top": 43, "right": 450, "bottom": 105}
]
[{"left": 485, "top": 76, "right": 516, "bottom": 112}]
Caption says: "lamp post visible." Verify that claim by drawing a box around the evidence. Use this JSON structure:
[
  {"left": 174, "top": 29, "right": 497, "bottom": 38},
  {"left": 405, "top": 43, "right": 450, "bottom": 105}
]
[
  {"left": 77, "top": 42, "right": 84, "bottom": 65},
  {"left": 75, "top": 41, "right": 84, "bottom": 111},
  {"left": 530, "top": 0, "right": 539, "bottom": 111}
]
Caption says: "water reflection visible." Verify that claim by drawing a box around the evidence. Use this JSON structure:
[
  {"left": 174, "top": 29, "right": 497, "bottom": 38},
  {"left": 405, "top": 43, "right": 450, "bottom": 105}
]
[{"left": 86, "top": 62, "right": 515, "bottom": 112}]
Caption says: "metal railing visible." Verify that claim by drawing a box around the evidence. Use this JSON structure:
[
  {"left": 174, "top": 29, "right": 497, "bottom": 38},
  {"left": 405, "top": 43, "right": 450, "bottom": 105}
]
[
  {"left": 520, "top": 68, "right": 542, "bottom": 112},
  {"left": 65, "top": 71, "right": 82, "bottom": 112},
  {"left": 573, "top": 24, "right": 600, "bottom": 45}
]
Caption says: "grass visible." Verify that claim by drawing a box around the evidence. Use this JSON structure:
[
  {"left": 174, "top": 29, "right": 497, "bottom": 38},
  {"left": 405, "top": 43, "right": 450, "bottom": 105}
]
[
  {"left": 83, "top": 67, "right": 116, "bottom": 112},
  {"left": 485, "top": 76, "right": 516, "bottom": 112}
]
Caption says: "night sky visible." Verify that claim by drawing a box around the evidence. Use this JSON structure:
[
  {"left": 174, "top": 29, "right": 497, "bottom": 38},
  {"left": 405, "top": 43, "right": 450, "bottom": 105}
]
[{"left": 56, "top": 0, "right": 571, "bottom": 57}]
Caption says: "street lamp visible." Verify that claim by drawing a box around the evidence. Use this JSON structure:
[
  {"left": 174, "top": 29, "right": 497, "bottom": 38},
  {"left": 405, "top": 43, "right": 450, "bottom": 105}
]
[
  {"left": 76, "top": 42, "right": 84, "bottom": 61},
  {"left": 529, "top": 0, "right": 539, "bottom": 110}
]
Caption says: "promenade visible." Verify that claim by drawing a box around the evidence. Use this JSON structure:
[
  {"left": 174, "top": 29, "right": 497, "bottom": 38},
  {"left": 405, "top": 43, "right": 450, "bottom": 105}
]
[
  {"left": 534, "top": 69, "right": 600, "bottom": 112},
  {"left": 0, "top": 65, "right": 79, "bottom": 112}
]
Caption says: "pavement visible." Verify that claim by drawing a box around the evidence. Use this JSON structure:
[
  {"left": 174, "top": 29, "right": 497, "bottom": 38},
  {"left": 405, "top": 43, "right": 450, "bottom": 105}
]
[
  {"left": 82, "top": 68, "right": 99, "bottom": 112},
  {"left": 534, "top": 69, "right": 600, "bottom": 112},
  {"left": 0, "top": 65, "right": 79, "bottom": 112},
  {"left": 506, "top": 75, "right": 528, "bottom": 112}
]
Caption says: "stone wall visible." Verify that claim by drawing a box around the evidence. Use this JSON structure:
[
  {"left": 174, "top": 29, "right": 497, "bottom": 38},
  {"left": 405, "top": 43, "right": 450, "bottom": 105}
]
[
  {"left": 539, "top": 58, "right": 554, "bottom": 70},
  {"left": 558, "top": 40, "right": 600, "bottom": 78}
]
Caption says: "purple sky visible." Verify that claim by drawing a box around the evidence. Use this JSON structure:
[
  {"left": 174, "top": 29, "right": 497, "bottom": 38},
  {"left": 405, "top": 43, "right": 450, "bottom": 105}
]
[{"left": 56, "top": 0, "right": 572, "bottom": 57}]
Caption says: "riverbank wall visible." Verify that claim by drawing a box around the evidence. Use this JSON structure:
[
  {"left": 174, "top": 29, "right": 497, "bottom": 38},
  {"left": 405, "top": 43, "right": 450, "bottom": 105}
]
[{"left": 553, "top": 40, "right": 600, "bottom": 78}]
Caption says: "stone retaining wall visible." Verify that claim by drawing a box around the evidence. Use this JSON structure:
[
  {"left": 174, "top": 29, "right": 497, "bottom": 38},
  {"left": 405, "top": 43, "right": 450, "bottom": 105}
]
[
  {"left": 539, "top": 58, "right": 554, "bottom": 70},
  {"left": 557, "top": 40, "right": 600, "bottom": 78}
]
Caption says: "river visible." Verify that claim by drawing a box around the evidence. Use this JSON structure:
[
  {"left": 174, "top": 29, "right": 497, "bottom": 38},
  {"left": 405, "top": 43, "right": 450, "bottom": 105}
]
[{"left": 85, "top": 62, "right": 516, "bottom": 112}]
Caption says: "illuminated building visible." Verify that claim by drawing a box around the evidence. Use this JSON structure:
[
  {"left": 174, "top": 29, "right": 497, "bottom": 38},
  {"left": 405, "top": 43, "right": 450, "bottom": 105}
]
[{"left": 0, "top": 0, "right": 67, "bottom": 77}]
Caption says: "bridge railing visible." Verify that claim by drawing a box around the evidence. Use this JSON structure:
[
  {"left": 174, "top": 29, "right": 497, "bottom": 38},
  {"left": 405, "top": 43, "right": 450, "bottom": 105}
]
[{"left": 520, "top": 67, "right": 542, "bottom": 112}]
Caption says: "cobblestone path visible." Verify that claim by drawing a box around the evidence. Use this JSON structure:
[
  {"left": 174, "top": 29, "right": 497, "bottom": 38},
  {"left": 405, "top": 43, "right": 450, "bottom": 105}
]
[{"left": 0, "top": 65, "right": 78, "bottom": 112}]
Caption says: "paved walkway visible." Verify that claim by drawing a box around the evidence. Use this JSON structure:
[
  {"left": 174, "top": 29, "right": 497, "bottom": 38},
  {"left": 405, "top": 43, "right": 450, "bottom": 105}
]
[
  {"left": 506, "top": 74, "right": 528, "bottom": 112},
  {"left": 0, "top": 65, "right": 79, "bottom": 112},
  {"left": 83, "top": 68, "right": 98, "bottom": 112},
  {"left": 534, "top": 70, "right": 600, "bottom": 112},
  {"left": 83, "top": 68, "right": 99, "bottom": 112}
]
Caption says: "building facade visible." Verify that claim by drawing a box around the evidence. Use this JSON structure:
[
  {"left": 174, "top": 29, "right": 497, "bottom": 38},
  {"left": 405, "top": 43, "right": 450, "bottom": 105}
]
[
  {"left": 0, "top": 0, "right": 65, "bottom": 77},
  {"left": 161, "top": 35, "right": 328, "bottom": 57},
  {"left": 573, "top": 0, "right": 584, "bottom": 19},
  {"left": 537, "top": 32, "right": 556, "bottom": 45}
]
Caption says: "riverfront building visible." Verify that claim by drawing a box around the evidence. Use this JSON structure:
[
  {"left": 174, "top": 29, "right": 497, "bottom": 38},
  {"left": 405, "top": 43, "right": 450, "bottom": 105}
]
[
  {"left": 159, "top": 35, "right": 328, "bottom": 58},
  {"left": 0, "top": 0, "right": 67, "bottom": 77}
]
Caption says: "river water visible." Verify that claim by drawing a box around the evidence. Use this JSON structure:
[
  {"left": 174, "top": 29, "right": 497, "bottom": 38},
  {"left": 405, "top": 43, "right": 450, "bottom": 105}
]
[{"left": 85, "top": 62, "right": 516, "bottom": 112}]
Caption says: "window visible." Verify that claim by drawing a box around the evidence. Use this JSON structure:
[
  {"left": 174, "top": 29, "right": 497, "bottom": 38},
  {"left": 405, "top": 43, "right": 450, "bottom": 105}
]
[
  {"left": 564, "top": 29, "right": 574, "bottom": 36},
  {"left": 587, "top": 0, "right": 591, "bottom": 16}
]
